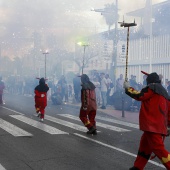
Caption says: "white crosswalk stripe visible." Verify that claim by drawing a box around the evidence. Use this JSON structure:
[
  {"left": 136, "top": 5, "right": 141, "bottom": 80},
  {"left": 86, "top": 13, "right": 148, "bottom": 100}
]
[
  {"left": 0, "top": 118, "right": 32, "bottom": 137},
  {"left": 58, "top": 114, "right": 131, "bottom": 132},
  {"left": 10, "top": 115, "right": 68, "bottom": 135},
  {"left": 0, "top": 106, "right": 135, "bottom": 137},
  {"left": 0, "top": 163, "right": 6, "bottom": 170},
  {"left": 45, "top": 115, "right": 89, "bottom": 132},
  {"left": 96, "top": 115, "right": 139, "bottom": 129}
]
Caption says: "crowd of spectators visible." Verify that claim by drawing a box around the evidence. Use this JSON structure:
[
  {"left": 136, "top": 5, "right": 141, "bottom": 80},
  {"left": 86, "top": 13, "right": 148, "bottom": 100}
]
[{"left": 1, "top": 72, "right": 170, "bottom": 110}]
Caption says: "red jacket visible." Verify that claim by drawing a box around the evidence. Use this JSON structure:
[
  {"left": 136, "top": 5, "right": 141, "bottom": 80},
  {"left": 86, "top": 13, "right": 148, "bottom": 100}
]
[
  {"left": 34, "top": 83, "right": 49, "bottom": 108},
  {"left": 81, "top": 89, "right": 97, "bottom": 111},
  {"left": 126, "top": 86, "right": 169, "bottom": 135}
]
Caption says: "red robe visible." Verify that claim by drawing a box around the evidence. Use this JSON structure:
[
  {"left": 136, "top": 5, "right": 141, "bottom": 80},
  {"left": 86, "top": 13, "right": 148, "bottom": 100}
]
[
  {"left": 126, "top": 85, "right": 169, "bottom": 135},
  {"left": 126, "top": 84, "right": 170, "bottom": 169},
  {"left": 79, "top": 88, "right": 97, "bottom": 129},
  {"left": 34, "top": 84, "right": 49, "bottom": 117}
]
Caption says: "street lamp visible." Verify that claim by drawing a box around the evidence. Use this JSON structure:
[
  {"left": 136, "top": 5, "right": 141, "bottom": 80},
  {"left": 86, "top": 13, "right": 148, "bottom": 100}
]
[
  {"left": 77, "top": 42, "right": 89, "bottom": 74},
  {"left": 42, "top": 51, "right": 49, "bottom": 79}
]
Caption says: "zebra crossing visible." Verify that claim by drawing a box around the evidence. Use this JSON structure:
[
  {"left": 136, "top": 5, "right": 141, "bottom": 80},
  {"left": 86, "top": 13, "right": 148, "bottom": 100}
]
[
  {"left": 0, "top": 107, "right": 139, "bottom": 138},
  {"left": 0, "top": 107, "right": 165, "bottom": 170}
]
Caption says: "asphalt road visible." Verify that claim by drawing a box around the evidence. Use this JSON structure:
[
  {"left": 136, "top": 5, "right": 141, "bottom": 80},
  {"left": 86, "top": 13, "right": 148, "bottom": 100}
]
[{"left": 0, "top": 93, "right": 168, "bottom": 170}]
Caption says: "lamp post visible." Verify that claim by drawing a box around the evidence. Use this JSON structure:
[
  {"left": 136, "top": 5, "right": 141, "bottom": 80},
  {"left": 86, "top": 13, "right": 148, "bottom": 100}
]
[
  {"left": 42, "top": 51, "right": 49, "bottom": 79},
  {"left": 77, "top": 42, "right": 89, "bottom": 75}
]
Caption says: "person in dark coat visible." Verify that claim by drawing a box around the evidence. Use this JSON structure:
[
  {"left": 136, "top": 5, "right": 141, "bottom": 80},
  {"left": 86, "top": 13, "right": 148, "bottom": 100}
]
[
  {"left": 34, "top": 78, "right": 49, "bottom": 122},
  {"left": 124, "top": 71, "right": 170, "bottom": 170},
  {"left": 0, "top": 77, "right": 5, "bottom": 104},
  {"left": 79, "top": 74, "right": 97, "bottom": 135},
  {"left": 73, "top": 73, "right": 81, "bottom": 102}
]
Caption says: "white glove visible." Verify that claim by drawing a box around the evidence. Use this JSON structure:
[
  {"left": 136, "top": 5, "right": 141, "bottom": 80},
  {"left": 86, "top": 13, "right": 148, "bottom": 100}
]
[
  {"left": 123, "top": 81, "right": 130, "bottom": 89},
  {"left": 41, "top": 94, "right": 45, "bottom": 97}
]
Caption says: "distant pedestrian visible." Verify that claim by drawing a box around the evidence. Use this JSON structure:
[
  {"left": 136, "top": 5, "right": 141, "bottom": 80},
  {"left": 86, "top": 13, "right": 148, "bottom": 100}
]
[
  {"left": 92, "top": 77, "right": 101, "bottom": 106},
  {"left": 34, "top": 78, "right": 49, "bottom": 122},
  {"left": 167, "top": 81, "right": 170, "bottom": 95},
  {"left": 124, "top": 71, "right": 170, "bottom": 170},
  {"left": 68, "top": 84, "right": 73, "bottom": 98},
  {"left": 73, "top": 73, "right": 81, "bottom": 102},
  {"left": 100, "top": 73, "right": 107, "bottom": 109},
  {"left": 79, "top": 74, "right": 97, "bottom": 135},
  {"left": 116, "top": 74, "right": 124, "bottom": 91},
  {"left": 0, "top": 77, "right": 5, "bottom": 104}
]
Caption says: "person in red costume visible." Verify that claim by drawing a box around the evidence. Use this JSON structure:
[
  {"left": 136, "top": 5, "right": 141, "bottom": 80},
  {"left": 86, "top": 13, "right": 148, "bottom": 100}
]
[
  {"left": 79, "top": 74, "right": 97, "bottom": 135},
  {"left": 34, "top": 78, "right": 49, "bottom": 122},
  {"left": 124, "top": 71, "right": 170, "bottom": 170},
  {"left": 0, "top": 77, "right": 5, "bottom": 104}
]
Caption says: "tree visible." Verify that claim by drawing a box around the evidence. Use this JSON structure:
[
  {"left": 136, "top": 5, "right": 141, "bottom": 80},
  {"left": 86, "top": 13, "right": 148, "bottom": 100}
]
[{"left": 74, "top": 45, "right": 99, "bottom": 74}]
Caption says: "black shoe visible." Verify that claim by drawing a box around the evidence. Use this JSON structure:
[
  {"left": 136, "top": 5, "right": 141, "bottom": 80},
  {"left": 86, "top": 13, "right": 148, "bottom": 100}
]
[
  {"left": 87, "top": 127, "right": 96, "bottom": 134},
  {"left": 129, "top": 167, "right": 139, "bottom": 170},
  {"left": 92, "top": 129, "right": 97, "bottom": 135},
  {"left": 100, "top": 106, "right": 106, "bottom": 109}
]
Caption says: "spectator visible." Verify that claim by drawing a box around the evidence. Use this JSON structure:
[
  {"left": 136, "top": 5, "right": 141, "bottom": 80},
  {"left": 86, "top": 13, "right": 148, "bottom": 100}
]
[
  {"left": 73, "top": 73, "right": 81, "bottom": 102},
  {"left": 68, "top": 84, "right": 73, "bottom": 98},
  {"left": 167, "top": 81, "right": 170, "bottom": 95},
  {"left": 58, "top": 75, "right": 67, "bottom": 101},
  {"left": 100, "top": 73, "right": 107, "bottom": 109},
  {"left": 0, "top": 77, "right": 5, "bottom": 104},
  {"left": 105, "top": 74, "right": 113, "bottom": 105},
  {"left": 116, "top": 74, "right": 124, "bottom": 91},
  {"left": 92, "top": 77, "right": 101, "bottom": 106},
  {"left": 159, "top": 74, "right": 166, "bottom": 89}
]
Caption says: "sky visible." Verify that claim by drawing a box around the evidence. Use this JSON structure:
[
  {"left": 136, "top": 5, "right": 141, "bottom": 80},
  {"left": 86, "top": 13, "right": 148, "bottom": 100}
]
[{"left": 0, "top": 0, "right": 166, "bottom": 57}]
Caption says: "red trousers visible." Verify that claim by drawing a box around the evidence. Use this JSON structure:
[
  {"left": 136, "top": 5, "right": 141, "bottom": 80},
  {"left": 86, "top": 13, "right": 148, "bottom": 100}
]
[
  {"left": 134, "top": 131, "right": 170, "bottom": 170},
  {"left": 79, "top": 109, "right": 96, "bottom": 130},
  {"left": 35, "top": 100, "right": 46, "bottom": 119}
]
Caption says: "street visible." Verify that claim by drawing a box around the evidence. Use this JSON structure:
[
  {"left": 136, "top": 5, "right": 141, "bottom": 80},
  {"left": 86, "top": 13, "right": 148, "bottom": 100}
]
[{"left": 0, "top": 93, "right": 167, "bottom": 170}]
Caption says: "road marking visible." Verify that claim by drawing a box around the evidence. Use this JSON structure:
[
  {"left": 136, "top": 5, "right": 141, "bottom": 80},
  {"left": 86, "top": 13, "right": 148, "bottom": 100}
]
[
  {"left": 59, "top": 114, "right": 139, "bottom": 129},
  {"left": 45, "top": 115, "right": 88, "bottom": 132},
  {"left": 0, "top": 118, "right": 32, "bottom": 137},
  {"left": 58, "top": 114, "right": 130, "bottom": 132},
  {"left": 0, "top": 164, "right": 6, "bottom": 170},
  {"left": 96, "top": 115, "right": 139, "bottom": 129},
  {"left": 10, "top": 115, "right": 68, "bottom": 135},
  {"left": 74, "top": 133, "right": 164, "bottom": 168},
  {"left": 1, "top": 106, "right": 24, "bottom": 115}
]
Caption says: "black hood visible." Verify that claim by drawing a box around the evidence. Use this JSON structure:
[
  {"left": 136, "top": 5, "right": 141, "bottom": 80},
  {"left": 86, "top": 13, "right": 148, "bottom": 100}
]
[
  {"left": 146, "top": 72, "right": 161, "bottom": 85},
  {"left": 148, "top": 83, "right": 170, "bottom": 100},
  {"left": 39, "top": 78, "right": 45, "bottom": 85},
  {"left": 81, "top": 74, "right": 95, "bottom": 90},
  {"left": 35, "top": 77, "right": 49, "bottom": 92}
]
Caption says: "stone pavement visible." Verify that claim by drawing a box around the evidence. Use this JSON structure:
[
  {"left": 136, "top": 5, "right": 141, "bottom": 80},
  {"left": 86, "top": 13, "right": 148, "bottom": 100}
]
[{"left": 67, "top": 101, "right": 139, "bottom": 125}]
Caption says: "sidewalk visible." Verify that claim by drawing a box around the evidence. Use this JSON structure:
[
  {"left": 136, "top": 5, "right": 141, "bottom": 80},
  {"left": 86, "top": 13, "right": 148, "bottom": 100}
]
[{"left": 67, "top": 101, "right": 139, "bottom": 125}]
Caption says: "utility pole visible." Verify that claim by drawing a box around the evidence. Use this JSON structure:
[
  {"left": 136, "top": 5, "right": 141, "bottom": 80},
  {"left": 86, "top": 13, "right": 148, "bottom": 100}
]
[
  {"left": 77, "top": 42, "right": 89, "bottom": 75},
  {"left": 112, "top": 0, "right": 118, "bottom": 91},
  {"left": 42, "top": 51, "right": 49, "bottom": 79},
  {"left": 91, "top": 0, "right": 118, "bottom": 90}
]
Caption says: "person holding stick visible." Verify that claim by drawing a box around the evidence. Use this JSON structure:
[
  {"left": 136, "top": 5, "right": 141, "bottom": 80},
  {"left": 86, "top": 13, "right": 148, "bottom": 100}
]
[{"left": 124, "top": 71, "right": 170, "bottom": 170}]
